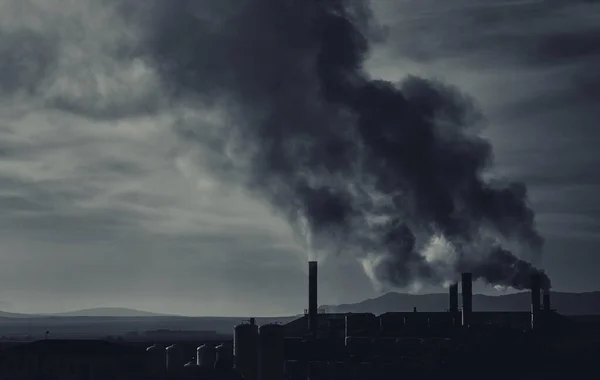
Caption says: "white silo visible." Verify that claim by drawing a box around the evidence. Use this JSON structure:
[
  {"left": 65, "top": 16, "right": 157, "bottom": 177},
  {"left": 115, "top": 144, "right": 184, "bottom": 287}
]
[
  {"left": 196, "top": 344, "right": 217, "bottom": 368},
  {"left": 215, "top": 343, "right": 233, "bottom": 369},
  {"left": 234, "top": 320, "right": 259, "bottom": 380},
  {"left": 183, "top": 361, "right": 201, "bottom": 377},
  {"left": 165, "top": 344, "right": 184, "bottom": 373},
  {"left": 258, "top": 323, "right": 285, "bottom": 380},
  {"left": 145, "top": 344, "right": 165, "bottom": 375}
]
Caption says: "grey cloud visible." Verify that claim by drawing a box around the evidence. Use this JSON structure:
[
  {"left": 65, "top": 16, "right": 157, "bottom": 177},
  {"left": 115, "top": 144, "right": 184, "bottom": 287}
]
[
  {"left": 0, "top": 231, "right": 310, "bottom": 315},
  {"left": 0, "top": 0, "right": 163, "bottom": 120},
  {"left": 0, "top": 29, "right": 58, "bottom": 98},
  {"left": 381, "top": 1, "right": 600, "bottom": 64},
  {"left": 0, "top": 0, "right": 598, "bottom": 315},
  {"left": 79, "top": 159, "right": 149, "bottom": 178},
  {"left": 379, "top": 1, "right": 600, "bottom": 102},
  {"left": 379, "top": 0, "right": 600, "bottom": 110},
  {"left": 370, "top": 0, "right": 600, "bottom": 290},
  {"left": 0, "top": 0, "right": 374, "bottom": 315}
]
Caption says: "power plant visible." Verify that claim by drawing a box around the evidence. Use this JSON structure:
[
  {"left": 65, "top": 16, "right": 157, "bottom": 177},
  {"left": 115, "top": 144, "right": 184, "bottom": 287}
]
[
  {"left": 5, "top": 260, "right": 589, "bottom": 380},
  {"left": 216, "top": 261, "right": 567, "bottom": 380},
  {"left": 116, "top": 259, "right": 600, "bottom": 380},
  {"left": 0, "top": 260, "right": 596, "bottom": 379}
]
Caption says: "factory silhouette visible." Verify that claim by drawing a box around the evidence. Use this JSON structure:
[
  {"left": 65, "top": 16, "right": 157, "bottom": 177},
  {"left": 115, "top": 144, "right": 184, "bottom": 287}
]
[{"left": 2, "top": 260, "right": 599, "bottom": 379}]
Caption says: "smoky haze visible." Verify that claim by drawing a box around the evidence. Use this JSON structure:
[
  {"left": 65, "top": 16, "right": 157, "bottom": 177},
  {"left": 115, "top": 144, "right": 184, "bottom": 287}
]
[{"left": 137, "top": 0, "right": 549, "bottom": 290}]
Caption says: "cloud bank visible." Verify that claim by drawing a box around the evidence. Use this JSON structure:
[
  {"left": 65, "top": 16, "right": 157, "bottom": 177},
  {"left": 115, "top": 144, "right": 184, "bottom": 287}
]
[{"left": 0, "top": 0, "right": 598, "bottom": 313}]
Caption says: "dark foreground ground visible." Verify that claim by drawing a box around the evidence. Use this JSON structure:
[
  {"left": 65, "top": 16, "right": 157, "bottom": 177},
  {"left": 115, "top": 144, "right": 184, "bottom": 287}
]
[{"left": 0, "top": 322, "right": 599, "bottom": 380}]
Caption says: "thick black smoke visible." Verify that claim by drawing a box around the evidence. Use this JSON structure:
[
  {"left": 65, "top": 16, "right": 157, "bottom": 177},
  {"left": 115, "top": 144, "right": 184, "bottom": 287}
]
[{"left": 139, "top": 0, "right": 549, "bottom": 289}]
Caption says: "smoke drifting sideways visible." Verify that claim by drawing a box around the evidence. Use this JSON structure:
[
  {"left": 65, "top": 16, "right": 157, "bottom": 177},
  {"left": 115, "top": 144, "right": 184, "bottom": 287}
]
[{"left": 139, "top": 0, "right": 550, "bottom": 290}]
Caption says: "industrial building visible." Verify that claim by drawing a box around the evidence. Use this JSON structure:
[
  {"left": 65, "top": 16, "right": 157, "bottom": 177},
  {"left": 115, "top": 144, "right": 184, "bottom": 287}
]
[
  {"left": 1, "top": 260, "right": 597, "bottom": 380},
  {"left": 226, "top": 261, "right": 581, "bottom": 380},
  {"left": 132, "top": 260, "right": 592, "bottom": 380}
]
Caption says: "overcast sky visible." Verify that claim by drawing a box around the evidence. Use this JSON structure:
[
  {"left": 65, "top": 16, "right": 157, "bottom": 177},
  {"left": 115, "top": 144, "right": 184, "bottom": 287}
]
[{"left": 0, "top": 0, "right": 598, "bottom": 316}]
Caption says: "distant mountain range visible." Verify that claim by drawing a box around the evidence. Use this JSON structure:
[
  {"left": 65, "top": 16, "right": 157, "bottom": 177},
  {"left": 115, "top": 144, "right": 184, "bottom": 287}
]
[
  {"left": 1, "top": 291, "right": 599, "bottom": 320},
  {"left": 0, "top": 307, "right": 174, "bottom": 319},
  {"left": 46, "top": 308, "right": 175, "bottom": 318},
  {"left": 320, "top": 291, "right": 600, "bottom": 315}
]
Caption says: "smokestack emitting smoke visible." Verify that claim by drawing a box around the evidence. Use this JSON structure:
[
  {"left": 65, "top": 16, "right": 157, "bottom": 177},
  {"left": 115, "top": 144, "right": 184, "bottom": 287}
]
[
  {"left": 530, "top": 273, "right": 541, "bottom": 314},
  {"left": 461, "top": 273, "right": 472, "bottom": 327},
  {"left": 543, "top": 288, "right": 551, "bottom": 312},
  {"left": 449, "top": 283, "right": 459, "bottom": 313},
  {"left": 308, "top": 261, "right": 318, "bottom": 334},
  {"left": 146, "top": 0, "right": 550, "bottom": 290}
]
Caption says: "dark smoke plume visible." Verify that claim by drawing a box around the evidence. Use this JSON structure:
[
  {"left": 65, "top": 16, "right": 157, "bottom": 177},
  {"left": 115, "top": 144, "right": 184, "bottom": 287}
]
[{"left": 139, "top": 0, "right": 549, "bottom": 289}]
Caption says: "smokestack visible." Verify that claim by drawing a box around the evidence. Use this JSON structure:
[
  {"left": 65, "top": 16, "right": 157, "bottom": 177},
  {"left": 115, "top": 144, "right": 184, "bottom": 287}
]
[
  {"left": 308, "top": 261, "right": 318, "bottom": 335},
  {"left": 543, "top": 288, "right": 551, "bottom": 312},
  {"left": 461, "top": 273, "right": 472, "bottom": 327},
  {"left": 449, "top": 283, "right": 459, "bottom": 313},
  {"left": 530, "top": 273, "right": 541, "bottom": 314}
]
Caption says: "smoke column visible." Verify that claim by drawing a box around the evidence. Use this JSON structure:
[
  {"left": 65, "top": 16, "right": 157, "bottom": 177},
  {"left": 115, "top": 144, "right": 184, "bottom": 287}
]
[{"left": 140, "top": 0, "right": 549, "bottom": 290}]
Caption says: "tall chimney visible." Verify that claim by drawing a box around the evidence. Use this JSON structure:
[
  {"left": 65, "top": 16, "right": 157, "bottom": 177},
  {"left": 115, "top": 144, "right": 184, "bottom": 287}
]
[
  {"left": 308, "top": 261, "right": 318, "bottom": 335},
  {"left": 461, "top": 273, "right": 472, "bottom": 327},
  {"left": 530, "top": 273, "right": 541, "bottom": 314},
  {"left": 449, "top": 283, "right": 459, "bottom": 313},
  {"left": 530, "top": 273, "right": 541, "bottom": 330},
  {"left": 543, "top": 288, "right": 551, "bottom": 312}
]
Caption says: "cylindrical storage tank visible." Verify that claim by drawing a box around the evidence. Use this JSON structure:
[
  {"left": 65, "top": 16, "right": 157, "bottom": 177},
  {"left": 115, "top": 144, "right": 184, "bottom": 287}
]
[
  {"left": 165, "top": 344, "right": 184, "bottom": 373},
  {"left": 196, "top": 345, "right": 204, "bottom": 366},
  {"left": 215, "top": 343, "right": 233, "bottom": 369},
  {"left": 146, "top": 344, "right": 165, "bottom": 375},
  {"left": 146, "top": 343, "right": 163, "bottom": 354},
  {"left": 234, "top": 323, "right": 259, "bottom": 380},
  {"left": 183, "top": 361, "right": 200, "bottom": 375},
  {"left": 259, "top": 323, "right": 285, "bottom": 380},
  {"left": 197, "top": 344, "right": 217, "bottom": 368}
]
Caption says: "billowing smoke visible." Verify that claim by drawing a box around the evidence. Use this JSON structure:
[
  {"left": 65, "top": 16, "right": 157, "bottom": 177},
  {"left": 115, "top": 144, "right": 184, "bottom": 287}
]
[{"left": 139, "top": 0, "right": 549, "bottom": 289}]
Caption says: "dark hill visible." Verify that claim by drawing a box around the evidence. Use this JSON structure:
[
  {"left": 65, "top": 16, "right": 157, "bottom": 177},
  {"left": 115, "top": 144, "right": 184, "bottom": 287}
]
[{"left": 320, "top": 291, "right": 600, "bottom": 315}]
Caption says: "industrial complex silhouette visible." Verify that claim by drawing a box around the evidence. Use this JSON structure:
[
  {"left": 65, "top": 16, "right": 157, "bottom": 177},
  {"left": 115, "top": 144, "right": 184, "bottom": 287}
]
[{"left": 1, "top": 260, "right": 599, "bottom": 379}]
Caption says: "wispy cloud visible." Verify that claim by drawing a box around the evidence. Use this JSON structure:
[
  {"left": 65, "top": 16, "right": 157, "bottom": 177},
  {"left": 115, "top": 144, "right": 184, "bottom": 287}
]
[{"left": 0, "top": 0, "right": 317, "bottom": 315}]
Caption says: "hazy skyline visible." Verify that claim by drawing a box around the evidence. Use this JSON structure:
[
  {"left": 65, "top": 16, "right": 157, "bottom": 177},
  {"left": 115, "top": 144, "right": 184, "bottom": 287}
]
[{"left": 0, "top": 0, "right": 598, "bottom": 316}]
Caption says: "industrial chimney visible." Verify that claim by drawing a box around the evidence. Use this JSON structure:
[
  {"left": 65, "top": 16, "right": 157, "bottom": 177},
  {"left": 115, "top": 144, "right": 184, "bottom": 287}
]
[
  {"left": 530, "top": 273, "right": 541, "bottom": 314},
  {"left": 543, "top": 288, "right": 551, "bottom": 312},
  {"left": 461, "top": 273, "right": 472, "bottom": 327},
  {"left": 449, "top": 283, "right": 459, "bottom": 313},
  {"left": 530, "top": 273, "right": 542, "bottom": 330},
  {"left": 308, "top": 261, "right": 318, "bottom": 335}
]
